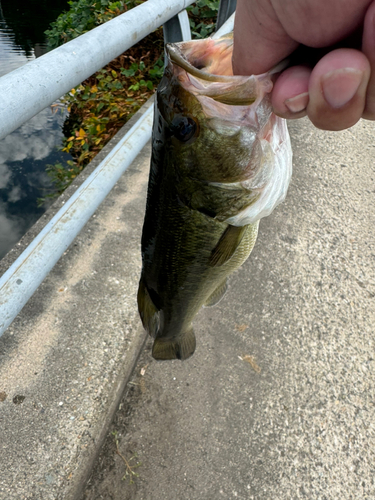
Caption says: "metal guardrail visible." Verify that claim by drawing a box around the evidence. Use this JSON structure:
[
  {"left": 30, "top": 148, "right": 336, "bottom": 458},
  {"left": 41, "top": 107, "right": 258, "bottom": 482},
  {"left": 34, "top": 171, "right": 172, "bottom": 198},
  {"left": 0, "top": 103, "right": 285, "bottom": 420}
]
[
  {"left": 0, "top": 3, "right": 235, "bottom": 337},
  {"left": 0, "top": 0, "right": 194, "bottom": 141},
  {"left": 216, "top": 0, "right": 236, "bottom": 30}
]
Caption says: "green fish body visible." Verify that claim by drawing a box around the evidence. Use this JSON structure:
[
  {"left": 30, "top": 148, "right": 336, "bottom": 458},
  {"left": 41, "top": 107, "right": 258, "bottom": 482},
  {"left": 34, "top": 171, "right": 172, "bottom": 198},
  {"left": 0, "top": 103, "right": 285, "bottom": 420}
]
[{"left": 138, "top": 35, "right": 292, "bottom": 360}]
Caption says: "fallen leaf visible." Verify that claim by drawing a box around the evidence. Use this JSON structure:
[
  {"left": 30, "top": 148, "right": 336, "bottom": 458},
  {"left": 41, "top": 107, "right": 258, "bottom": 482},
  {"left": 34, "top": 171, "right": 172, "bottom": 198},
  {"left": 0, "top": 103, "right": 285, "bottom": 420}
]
[
  {"left": 235, "top": 324, "right": 248, "bottom": 332},
  {"left": 242, "top": 355, "right": 261, "bottom": 373},
  {"left": 140, "top": 379, "right": 146, "bottom": 393}
]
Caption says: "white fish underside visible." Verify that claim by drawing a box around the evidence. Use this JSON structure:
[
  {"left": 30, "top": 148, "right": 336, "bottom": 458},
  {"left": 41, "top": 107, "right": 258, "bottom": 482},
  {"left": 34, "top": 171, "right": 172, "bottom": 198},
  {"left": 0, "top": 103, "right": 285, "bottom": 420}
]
[
  {"left": 170, "top": 38, "right": 293, "bottom": 227},
  {"left": 224, "top": 117, "right": 293, "bottom": 225}
]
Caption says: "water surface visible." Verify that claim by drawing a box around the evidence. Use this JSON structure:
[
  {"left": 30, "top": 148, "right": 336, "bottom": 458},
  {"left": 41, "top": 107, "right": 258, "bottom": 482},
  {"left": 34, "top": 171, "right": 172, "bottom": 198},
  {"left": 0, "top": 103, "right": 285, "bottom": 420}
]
[{"left": 0, "top": 0, "right": 71, "bottom": 259}]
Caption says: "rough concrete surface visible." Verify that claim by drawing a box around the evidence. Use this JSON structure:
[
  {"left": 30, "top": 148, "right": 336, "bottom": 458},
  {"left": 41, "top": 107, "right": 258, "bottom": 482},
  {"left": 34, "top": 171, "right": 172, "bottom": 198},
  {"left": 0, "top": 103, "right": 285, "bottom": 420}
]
[{"left": 81, "top": 118, "right": 375, "bottom": 500}]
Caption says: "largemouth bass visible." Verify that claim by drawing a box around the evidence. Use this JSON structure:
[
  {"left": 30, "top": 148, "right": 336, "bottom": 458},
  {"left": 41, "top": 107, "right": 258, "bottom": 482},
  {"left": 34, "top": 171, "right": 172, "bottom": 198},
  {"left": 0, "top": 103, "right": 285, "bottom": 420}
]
[{"left": 138, "top": 34, "right": 292, "bottom": 361}]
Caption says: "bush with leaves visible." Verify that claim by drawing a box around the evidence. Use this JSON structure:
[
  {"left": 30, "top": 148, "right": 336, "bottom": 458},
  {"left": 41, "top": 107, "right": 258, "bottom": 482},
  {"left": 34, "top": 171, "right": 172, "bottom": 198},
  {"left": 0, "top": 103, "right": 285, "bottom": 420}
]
[
  {"left": 42, "top": 50, "right": 164, "bottom": 198},
  {"left": 42, "top": 0, "right": 220, "bottom": 201},
  {"left": 46, "top": 0, "right": 220, "bottom": 50},
  {"left": 45, "top": 0, "right": 137, "bottom": 50},
  {"left": 188, "top": 0, "right": 220, "bottom": 38}
]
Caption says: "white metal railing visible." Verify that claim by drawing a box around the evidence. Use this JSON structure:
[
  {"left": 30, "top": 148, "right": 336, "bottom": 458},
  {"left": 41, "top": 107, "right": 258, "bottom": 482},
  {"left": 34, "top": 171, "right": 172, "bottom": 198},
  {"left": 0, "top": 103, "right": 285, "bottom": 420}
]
[
  {"left": 0, "top": 2, "right": 235, "bottom": 337},
  {"left": 0, "top": 0, "right": 194, "bottom": 141}
]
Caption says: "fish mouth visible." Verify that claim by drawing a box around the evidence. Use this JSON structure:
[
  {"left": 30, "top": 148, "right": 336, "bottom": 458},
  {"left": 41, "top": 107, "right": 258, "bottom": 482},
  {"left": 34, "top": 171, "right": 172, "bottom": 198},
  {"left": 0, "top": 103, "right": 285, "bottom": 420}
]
[
  {"left": 165, "top": 39, "right": 271, "bottom": 106},
  {"left": 167, "top": 37, "right": 289, "bottom": 80},
  {"left": 166, "top": 42, "right": 234, "bottom": 83}
]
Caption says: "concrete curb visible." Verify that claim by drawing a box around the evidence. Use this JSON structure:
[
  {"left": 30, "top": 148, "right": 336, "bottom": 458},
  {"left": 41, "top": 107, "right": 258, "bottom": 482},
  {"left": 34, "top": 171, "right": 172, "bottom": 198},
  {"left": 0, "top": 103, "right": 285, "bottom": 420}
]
[
  {"left": 0, "top": 101, "right": 152, "bottom": 499},
  {"left": 66, "top": 329, "right": 148, "bottom": 500}
]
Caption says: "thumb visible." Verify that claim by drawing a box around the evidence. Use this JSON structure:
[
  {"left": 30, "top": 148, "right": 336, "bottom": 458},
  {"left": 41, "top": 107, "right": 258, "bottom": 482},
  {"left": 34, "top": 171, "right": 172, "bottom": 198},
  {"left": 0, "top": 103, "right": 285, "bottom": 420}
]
[{"left": 232, "top": 0, "right": 298, "bottom": 75}]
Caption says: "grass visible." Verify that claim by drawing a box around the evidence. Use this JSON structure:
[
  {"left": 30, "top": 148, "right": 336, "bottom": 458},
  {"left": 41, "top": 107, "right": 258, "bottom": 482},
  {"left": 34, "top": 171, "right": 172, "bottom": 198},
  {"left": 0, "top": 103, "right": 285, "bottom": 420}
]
[{"left": 112, "top": 431, "right": 142, "bottom": 483}]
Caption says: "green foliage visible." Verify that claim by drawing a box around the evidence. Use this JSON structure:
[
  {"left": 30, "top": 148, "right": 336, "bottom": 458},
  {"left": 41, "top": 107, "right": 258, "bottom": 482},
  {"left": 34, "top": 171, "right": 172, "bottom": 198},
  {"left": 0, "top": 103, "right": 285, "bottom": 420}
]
[
  {"left": 39, "top": 160, "right": 84, "bottom": 203},
  {"left": 189, "top": 20, "right": 216, "bottom": 38},
  {"left": 118, "top": 58, "right": 164, "bottom": 91},
  {"left": 148, "top": 58, "right": 164, "bottom": 79},
  {"left": 46, "top": 0, "right": 220, "bottom": 49},
  {"left": 40, "top": 58, "right": 162, "bottom": 203},
  {"left": 187, "top": 0, "right": 220, "bottom": 38},
  {"left": 45, "top": 0, "right": 136, "bottom": 49},
  {"left": 42, "top": 0, "right": 220, "bottom": 201}
]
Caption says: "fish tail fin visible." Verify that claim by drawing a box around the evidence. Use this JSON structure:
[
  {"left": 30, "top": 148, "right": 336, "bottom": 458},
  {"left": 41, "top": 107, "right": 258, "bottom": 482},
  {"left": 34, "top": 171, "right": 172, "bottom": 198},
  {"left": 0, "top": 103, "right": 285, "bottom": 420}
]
[
  {"left": 152, "top": 327, "right": 196, "bottom": 361},
  {"left": 137, "top": 279, "right": 159, "bottom": 337}
]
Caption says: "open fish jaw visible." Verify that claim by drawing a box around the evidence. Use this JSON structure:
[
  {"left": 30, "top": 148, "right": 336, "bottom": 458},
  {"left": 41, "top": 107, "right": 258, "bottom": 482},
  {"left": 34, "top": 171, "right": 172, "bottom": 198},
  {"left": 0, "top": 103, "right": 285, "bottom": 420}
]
[{"left": 166, "top": 36, "right": 293, "bottom": 225}]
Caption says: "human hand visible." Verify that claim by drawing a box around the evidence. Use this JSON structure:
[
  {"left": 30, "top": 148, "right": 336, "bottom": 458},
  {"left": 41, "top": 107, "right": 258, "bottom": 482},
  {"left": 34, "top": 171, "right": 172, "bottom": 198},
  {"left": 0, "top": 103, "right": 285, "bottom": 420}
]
[{"left": 232, "top": 0, "right": 375, "bottom": 130}]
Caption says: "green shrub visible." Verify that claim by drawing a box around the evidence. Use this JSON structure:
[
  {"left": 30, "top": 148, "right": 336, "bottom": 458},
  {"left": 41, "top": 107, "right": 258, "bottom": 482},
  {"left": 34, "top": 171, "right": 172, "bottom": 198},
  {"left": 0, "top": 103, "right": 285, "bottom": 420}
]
[
  {"left": 188, "top": 0, "right": 220, "bottom": 39},
  {"left": 45, "top": 0, "right": 136, "bottom": 49},
  {"left": 46, "top": 0, "right": 220, "bottom": 50},
  {"left": 42, "top": 0, "right": 220, "bottom": 202}
]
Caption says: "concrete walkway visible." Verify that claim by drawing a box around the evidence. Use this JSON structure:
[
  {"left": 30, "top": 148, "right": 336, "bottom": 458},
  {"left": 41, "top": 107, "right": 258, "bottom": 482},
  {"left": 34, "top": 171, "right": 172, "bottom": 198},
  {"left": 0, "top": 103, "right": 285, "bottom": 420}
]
[{"left": 1, "top": 106, "right": 375, "bottom": 499}]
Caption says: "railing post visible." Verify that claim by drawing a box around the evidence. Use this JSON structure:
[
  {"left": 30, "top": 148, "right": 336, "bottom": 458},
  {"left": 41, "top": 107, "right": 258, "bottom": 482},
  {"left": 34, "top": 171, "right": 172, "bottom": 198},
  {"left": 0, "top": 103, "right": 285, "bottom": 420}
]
[
  {"left": 216, "top": 0, "right": 237, "bottom": 30},
  {"left": 163, "top": 9, "right": 191, "bottom": 44}
]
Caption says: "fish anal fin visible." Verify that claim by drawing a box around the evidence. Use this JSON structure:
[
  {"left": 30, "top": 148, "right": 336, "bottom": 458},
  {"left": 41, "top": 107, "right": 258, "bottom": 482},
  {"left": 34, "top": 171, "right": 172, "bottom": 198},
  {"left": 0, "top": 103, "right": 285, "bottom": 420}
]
[
  {"left": 137, "top": 279, "right": 159, "bottom": 337},
  {"left": 204, "top": 279, "right": 228, "bottom": 307},
  {"left": 152, "top": 327, "right": 196, "bottom": 361},
  {"left": 209, "top": 225, "right": 246, "bottom": 267}
]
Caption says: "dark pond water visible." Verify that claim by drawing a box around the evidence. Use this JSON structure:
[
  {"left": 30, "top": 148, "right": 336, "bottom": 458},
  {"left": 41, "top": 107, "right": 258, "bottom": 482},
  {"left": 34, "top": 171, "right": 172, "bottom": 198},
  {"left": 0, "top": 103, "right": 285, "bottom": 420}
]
[{"left": 0, "top": 0, "right": 71, "bottom": 260}]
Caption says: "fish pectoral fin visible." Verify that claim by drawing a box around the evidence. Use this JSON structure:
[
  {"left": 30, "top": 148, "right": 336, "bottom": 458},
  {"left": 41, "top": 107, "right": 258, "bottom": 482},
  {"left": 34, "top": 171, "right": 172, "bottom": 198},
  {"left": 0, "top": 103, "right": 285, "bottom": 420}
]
[
  {"left": 152, "top": 328, "right": 196, "bottom": 361},
  {"left": 204, "top": 279, "right": 228, "bottom": 307},
  {"left": 137, "top": 279, "right": 159, "bottom": 337},
  {"left": 209, "top": 225, "right": 246, "bottom": 267}
]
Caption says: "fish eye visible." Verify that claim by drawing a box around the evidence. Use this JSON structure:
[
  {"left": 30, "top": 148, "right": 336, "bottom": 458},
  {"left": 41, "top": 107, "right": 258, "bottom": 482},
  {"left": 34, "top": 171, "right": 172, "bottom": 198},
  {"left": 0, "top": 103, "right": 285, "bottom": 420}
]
[{"left": 171, "top": 115, "right": 198, "bottom": 143}]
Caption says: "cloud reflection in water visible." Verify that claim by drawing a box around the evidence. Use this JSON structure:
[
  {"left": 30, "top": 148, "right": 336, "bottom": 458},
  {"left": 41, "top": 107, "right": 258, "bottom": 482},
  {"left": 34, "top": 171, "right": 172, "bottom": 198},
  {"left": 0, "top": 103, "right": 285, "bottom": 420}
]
[
  {"left": 0, "top": 105, "right": 71, "bottom": 260},
  {"left": 0, "top": 1, "right": 75, "bottom": 262}
]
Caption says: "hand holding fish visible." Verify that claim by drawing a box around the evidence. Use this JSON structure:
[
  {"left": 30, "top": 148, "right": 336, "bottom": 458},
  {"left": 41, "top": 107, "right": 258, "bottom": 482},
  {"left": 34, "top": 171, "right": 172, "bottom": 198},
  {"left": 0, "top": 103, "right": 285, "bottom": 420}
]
[{"left": 233, "top": 0, "right": 375, "bottom": 131}]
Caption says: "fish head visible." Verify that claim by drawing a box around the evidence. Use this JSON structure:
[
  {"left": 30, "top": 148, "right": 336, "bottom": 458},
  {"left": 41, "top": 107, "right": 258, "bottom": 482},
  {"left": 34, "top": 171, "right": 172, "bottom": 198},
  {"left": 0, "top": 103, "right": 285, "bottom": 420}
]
[{"left": 155, "top": 35, "right": 292, "bottom": 224}]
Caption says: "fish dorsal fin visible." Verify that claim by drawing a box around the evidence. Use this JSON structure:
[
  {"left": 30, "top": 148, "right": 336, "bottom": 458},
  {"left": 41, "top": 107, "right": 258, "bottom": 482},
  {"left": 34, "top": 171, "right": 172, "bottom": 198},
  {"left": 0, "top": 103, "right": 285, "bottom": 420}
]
[
  {"left": 204, "top": 279, "right": 228, "bottom": 307},
  {"left": 152, "top": 327, "right": 196, "bottom": 360},
  {"left": 209, "top": 225, "right": 246, "bottom": 267}
]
